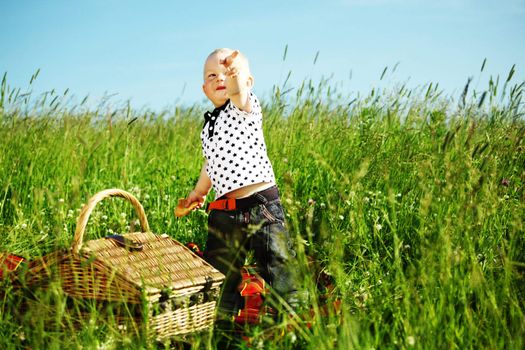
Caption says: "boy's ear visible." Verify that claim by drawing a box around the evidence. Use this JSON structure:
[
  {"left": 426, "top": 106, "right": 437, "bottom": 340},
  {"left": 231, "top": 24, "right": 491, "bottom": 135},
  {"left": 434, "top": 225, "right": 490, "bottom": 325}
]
[{"left": 247, "top": 75, "right": 254, "bottom": 89}]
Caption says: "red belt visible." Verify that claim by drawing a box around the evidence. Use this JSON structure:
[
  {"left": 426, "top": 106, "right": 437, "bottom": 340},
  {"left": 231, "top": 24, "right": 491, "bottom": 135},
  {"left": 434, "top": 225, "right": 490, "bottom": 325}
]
[
  {"left": 207, "top": 186, "right": 279, "bottom": 212},
  {"left": 207, "top": 198, "right": 238, "bottom": 211}
]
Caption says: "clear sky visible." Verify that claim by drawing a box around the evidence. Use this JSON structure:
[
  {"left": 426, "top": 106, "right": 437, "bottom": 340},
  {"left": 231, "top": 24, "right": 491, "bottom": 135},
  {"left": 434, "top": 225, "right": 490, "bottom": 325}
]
[{"left": 1, "top": 0, "right": 524, "bottom": 111}]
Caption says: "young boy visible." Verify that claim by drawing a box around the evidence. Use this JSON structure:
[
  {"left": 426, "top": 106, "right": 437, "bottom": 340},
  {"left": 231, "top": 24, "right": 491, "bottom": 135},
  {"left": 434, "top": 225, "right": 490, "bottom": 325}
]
[{"left": 184, "top": 48, "right": 303, "bottom": 318}]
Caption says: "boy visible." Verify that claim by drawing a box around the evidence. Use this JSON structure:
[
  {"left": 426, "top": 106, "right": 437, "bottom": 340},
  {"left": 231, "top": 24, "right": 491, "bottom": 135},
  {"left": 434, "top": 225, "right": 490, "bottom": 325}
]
[{"left": 184, "top": 48, "right": 303, "bottom": 319}]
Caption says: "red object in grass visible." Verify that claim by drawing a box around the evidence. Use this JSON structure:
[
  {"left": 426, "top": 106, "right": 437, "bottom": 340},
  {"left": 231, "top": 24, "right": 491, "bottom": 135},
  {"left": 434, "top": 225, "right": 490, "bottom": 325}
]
[
  {"left": 234, "top": 266, "right": 268, "bottom": 324},
  {"left": 0, "top": 253, "right": 25, "bottom": 279},
  {"left": 185, "top": 242, "right": 204, "bottom": 258}
]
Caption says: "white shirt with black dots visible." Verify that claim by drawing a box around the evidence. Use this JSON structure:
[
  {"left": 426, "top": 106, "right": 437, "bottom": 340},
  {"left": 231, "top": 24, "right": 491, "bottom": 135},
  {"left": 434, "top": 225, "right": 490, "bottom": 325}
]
[{"left": 201, "top": 93, "right": 276, "bottom": 199}]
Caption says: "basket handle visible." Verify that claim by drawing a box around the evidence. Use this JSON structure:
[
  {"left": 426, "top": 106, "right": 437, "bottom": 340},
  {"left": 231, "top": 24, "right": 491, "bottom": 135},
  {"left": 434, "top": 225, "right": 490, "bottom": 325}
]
[{"left": 72, "top": 189, "right": 150, "bottom": 254}]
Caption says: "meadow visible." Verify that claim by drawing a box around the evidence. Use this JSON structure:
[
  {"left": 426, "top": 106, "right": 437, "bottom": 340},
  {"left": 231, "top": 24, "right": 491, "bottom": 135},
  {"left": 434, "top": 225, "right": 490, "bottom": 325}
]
[{"left": 0, "top": 68, "right": 524, "bottom": 349}]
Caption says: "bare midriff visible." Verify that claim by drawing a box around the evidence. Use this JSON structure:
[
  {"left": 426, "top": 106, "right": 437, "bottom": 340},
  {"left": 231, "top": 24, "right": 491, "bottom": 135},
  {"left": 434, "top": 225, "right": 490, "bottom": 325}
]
[{"left": 223, "top": 182, "right": 275, "bottom": 199}]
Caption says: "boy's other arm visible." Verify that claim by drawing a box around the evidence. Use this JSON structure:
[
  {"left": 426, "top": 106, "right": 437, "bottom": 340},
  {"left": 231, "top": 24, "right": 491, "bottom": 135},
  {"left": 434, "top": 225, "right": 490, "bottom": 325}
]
[{"left": 185, "top": 161, "right": 212, "bottom": 208}]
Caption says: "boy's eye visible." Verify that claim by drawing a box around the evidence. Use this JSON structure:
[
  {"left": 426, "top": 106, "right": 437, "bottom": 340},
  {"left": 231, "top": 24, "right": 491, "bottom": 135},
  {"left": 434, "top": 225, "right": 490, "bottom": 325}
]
[{"left": 208, "top": 73, "right": 216, "bottom": 80}]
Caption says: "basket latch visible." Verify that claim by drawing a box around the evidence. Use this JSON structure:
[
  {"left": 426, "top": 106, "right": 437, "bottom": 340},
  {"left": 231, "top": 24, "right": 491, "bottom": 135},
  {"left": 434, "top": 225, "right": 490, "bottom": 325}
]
[{"left": 105, "top": 234, "right": 144, "bottom": 252}]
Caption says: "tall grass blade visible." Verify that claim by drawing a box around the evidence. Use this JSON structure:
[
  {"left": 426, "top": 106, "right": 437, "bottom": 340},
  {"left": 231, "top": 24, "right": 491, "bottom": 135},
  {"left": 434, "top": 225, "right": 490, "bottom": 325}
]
[
  {"left": 0, "top": 72, "right": 6, "bottom": 109},
  {"left": 480, "top": 58, "right": 487, "bottom": 72},
  {"left": 380, "top": 66, "right": 388, "bottom": 80},
  {"left": 506, "top": 64, "right": 516, "bottom": 83},
  {"left": 313, "top": 51, "right": 319, "bottom": 65},
  {"left": 30, "top": 68, "right": 41, "bottom": 85},
  {"left": 478, "top": 91, "right": 487, "bottom": 108},
  {"left": 459, "top": 77, "right": 472, "bottom": 108}
]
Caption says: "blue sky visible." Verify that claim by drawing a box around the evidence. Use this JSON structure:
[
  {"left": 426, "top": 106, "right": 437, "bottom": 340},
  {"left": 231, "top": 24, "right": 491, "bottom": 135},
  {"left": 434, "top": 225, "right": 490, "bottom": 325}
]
[{"left": 1, "top": 0, "right": 524, "bottom": 111}]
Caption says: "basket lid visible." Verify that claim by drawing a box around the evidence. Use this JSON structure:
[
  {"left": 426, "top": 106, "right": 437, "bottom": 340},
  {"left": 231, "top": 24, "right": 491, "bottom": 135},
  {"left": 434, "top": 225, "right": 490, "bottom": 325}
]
[{"left": 81, "top": 232, "right": 224, "bottom": 296}]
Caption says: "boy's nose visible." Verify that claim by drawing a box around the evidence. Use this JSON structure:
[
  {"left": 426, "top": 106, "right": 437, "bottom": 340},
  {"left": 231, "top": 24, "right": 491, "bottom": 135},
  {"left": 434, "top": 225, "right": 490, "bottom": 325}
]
[{"left": 217, "top": 73, "right": 226, "bottom": 81}]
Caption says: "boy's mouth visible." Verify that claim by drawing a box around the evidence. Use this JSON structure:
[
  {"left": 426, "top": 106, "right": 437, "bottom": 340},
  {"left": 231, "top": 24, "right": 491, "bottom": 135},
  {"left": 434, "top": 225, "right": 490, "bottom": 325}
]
[{"left": 216, "top": 86, "right": 226, "bottom": 91}]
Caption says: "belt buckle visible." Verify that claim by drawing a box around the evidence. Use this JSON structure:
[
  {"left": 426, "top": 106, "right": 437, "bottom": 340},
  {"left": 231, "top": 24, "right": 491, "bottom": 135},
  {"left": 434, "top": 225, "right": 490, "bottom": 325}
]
[{"left": 226, "top": 198, "right": 236, "bottom": 210}]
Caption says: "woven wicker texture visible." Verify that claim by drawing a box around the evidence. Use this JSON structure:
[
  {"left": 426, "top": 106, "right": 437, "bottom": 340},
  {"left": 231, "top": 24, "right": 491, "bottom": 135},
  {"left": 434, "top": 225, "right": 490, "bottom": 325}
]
[{"left": 151, "top": 301, "right": 216, "bottom": 339}]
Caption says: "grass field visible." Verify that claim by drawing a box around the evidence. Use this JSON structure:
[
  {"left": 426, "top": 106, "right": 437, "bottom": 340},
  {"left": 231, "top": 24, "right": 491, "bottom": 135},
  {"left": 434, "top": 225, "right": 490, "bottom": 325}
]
[{"left": 0, "top": 70, "right": 524, "bottom": 349}]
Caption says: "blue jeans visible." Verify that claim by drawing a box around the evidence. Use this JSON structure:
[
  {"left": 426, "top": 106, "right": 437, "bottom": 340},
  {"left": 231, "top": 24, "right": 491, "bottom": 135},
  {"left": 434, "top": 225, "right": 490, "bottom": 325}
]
[{"left": 204, "top": 193, "right": 302, "bottom": 316}]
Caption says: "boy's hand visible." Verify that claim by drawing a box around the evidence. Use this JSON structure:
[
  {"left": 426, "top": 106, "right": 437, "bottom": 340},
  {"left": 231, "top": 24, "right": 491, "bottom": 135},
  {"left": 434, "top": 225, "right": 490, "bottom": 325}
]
[
  {"left": 220, "top": 50, "right": 240, "bottom": 73},
  {"left": 175, "top": 199, "right": 200, "bottom": 218},
  {"left": 185, "top": 190, "right": 206, "bottom": 209},
  {"left": 220, "top": 50, "right": 243, "bottom": 96},
  {"left": 175, "top": 190, "right": 206, "bottom": 218}
]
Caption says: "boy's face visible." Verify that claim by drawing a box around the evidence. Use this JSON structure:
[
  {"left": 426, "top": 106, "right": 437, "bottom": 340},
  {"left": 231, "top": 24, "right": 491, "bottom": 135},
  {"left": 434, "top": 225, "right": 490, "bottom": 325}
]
[
  {"left": 202, "top": 50, "right": 250, "bottom": 107},
  {"left": 202, "top": 52, "right": 229, "bottom": 107}
]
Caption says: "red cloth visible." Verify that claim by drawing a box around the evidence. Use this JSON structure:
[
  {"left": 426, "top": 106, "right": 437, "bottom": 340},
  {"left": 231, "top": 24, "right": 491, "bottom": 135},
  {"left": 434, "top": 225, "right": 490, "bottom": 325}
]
[{"left": 0, "top": 253, "right": 25, "bottom": 278}]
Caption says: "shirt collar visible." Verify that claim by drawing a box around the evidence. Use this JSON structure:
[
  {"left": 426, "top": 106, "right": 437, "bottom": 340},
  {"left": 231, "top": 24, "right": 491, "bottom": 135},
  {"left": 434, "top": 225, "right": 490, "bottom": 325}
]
[
  {"left": 203, "top": 100, "right": 229, "bottom": 138},
  {"left": 204, "top": 100, "right": 229, "bottom": 123}
]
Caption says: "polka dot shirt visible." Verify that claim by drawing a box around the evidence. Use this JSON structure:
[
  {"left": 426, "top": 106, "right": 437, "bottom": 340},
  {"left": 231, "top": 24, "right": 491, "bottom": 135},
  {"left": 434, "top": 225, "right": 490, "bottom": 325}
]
[{"left": 201, "top": 93, "right": 276, "bottom": 199}]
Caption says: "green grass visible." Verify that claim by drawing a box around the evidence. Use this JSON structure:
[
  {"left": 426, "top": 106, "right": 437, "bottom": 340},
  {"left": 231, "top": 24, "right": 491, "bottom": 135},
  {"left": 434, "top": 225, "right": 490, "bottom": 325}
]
[{"left": 0, "top": 70, "right": 524, "bottom": 349}]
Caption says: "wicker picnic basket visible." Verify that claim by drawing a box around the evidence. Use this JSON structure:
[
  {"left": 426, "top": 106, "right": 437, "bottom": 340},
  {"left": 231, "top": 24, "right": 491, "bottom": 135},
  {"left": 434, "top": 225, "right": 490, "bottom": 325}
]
[{"left": 18, "top": 189, "right": 224, "bottom": 340}]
